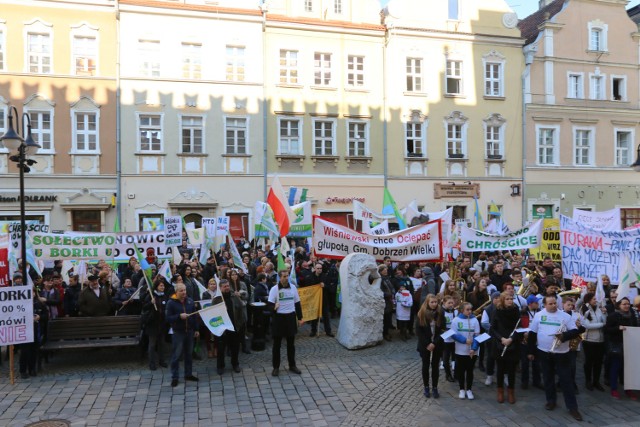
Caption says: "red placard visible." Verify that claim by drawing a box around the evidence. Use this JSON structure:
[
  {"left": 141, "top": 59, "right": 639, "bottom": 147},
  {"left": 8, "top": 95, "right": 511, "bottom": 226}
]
[{"left": 0, "top": 248, "right": 9, "bottom": 287}]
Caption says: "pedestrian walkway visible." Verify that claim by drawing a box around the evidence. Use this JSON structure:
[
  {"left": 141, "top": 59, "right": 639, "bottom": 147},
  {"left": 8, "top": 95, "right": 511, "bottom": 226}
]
[{"left": 1, "top": 323, "right": 639, "bottom": 427}]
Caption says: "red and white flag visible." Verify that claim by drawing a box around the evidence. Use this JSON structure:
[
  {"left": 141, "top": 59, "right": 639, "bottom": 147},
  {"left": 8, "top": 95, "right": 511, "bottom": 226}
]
[{"left": 267, "top": 176, "right": 296, "bottom": 237}]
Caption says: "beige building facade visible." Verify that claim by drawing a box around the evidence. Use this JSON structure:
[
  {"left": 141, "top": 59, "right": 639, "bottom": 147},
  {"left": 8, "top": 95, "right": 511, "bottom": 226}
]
[
  {"left": 520, "top": 0, "right": 640, "bottom": 227},
  {"left": 0, "top": 0, "right": 117, "bottom": 232},
  {"left": 383, "top": 0, "right": 525, "bottom": 229}
]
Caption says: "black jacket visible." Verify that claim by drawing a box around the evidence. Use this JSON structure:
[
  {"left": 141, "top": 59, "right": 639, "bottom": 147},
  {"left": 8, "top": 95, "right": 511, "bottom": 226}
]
[{"left": 490, "top": 305, "right": 522, "bottom": 360}]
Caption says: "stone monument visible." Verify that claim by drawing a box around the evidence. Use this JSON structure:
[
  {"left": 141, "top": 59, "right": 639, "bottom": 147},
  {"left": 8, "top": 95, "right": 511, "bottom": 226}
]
[{"left": 337, "top": 253, "right": 384, "bottom": 349}]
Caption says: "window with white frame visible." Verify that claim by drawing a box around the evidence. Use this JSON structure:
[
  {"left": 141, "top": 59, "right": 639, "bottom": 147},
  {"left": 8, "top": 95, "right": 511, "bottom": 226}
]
[
  {"left": 574, "top": 128, "right": 593, "bottom": 166},
  {"left": 226, "top": 46, "right": 245, "bottom": 82},
  {"left": 615, "top": 130, "right": 633, "bottom": 166},
  {"left": 72, "top": 111, "right": 98, "bottom": 152},
  {"left": 590, "top": 28, "right": 602, "bottom": 51},
  {"left": 446, "top": 124, "right": 464, "bottom": 157},
  {"left": 486, "top": 126, "right": 501, "bottom": 156},
  {"left": 567, "top": 73, "right": 583, "bottom": 98},
  {"left": 27, "top": 32, "right": 52, "bottom": 73},
  {"left": 347, "top": 55, "right": 364, "bottom": 87},
  {"left": 180, "top": 116, "right": 203, "bottom": 154},
  {"left": 536, "top": 126, "right": 557, "bottom": 165},
  {"left": 0, "top": 106, "right": 6, "bottom": 149},
  {"left": 314, "top": 52, "right": 332, "bottom": 86},
  {"left": 138, "top": 114, "right": 162, "bottom": 152},
  {"left": 139, "top": 40, "right": 160, "bottom": 77},
  {"left": 305, "top": 0, "right": 313, "bottom": 12},
  {"left": 278, "top": 118, "right": 302, "bottom": 155},
  {"left": 588, "top": 21, "right": 608, "bottom": 51},
  {"left": 347, "top": 121, "right": 368, "bottom": 157},
  {"left": 27, "top": 110, "right": 53, "bottom": 151},
  {"left": 406, "top": 122, "right": 425, "bottom": 157},
  {"left": 334, "top": 0, "right": 343, "bottom": 14},
  {"left": 406, "top": 58, "right": 422, "bottom": 92},
  {"left": 225, "top": 117, "right": 247, "bottom": 155},
  {"left": 448, "top": 0, "right": 459, "bottom": 20},
  {"left": 313, "top": 120, "right": 335, "bottom": 156},
  {"left": 446, "top": 60, "right": 462, "bottom": 95},
  {"left": 182, "top": 43, "right": 201, "bottom": 79},
  {"left": 590, "top": 74, "right": 605, "bottom": 100},
  {"left": 0, "top": 28, "right": 5, "bottom": 71},
  {"left": 73, "top": 35, "right": 97, "bottom": 76},
  {"left": 612, "top": 76, "right": 626, "bottom": 101},
  {"left": 279, "top": 50, "right": 298, "bottom": 84},
  {"left": 484, "top": 62, "right": 502, "bottom": 96}
]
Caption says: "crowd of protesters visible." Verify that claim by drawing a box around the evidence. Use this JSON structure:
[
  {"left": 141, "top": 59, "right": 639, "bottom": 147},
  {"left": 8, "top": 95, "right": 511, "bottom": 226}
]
[{"left": 4, "top": 239, "right": 640, "bottom": 419}]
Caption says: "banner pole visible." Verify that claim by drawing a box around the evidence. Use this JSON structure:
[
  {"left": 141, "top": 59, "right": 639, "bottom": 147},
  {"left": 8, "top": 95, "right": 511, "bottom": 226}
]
[{"left": 9, "top": 345, "right": 14, "bottom": 385}]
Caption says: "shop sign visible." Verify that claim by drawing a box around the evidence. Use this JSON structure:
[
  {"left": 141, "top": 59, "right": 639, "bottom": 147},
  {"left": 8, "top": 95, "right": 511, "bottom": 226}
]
[
  {"left": 434, "top": 184, "right": 480, "bottom": 199},
  {"left": 0, "top": 195, "right": 57, "bottom": 203}
]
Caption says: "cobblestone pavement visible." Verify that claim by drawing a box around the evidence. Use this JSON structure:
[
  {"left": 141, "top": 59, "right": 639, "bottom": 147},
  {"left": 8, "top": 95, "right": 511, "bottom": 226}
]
[{"left": 1, "top": 320, "right": 640, "bottom": 427}]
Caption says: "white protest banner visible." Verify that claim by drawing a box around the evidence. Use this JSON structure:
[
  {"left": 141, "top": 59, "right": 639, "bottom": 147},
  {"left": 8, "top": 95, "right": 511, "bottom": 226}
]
[
  {"left": 313, "top": 216, "right": 442, "bottom": 262},
  {"left": 369, "top": 220, "right": 389, "bottom": 236},
  {"left": 560, "top": 214, "right": 640, "bottom": 283},
  {"left": 352, "top": 200, "right": 394, "bottom": 223},
  {"left": 460, "top": 220, "right": 542, "bottom": 252},
  {"left": 288, "top": 201, "right": 312, "bottom": 238},
  {"left": 624, "top": 327, "right": 640, "bottom": 390},
  {"left": 29, "top": 231, "right": 172, "bottom": 262},
  {"left": 216, "top": 216, "right": 230, "bottom": 235},
  {"left": 164, "top": 216, "right": 182, "bottom": 247},
  {"left": 0, "top": 287, "right": 34, "bottom": 345},
  {"left": 572, "top": 207, "right": 621, "bottom": 232}
]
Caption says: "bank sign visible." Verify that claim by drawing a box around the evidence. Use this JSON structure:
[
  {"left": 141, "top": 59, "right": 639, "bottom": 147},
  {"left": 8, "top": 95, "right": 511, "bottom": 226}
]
[{"left": 29, "top": 231, "right": 172, "bottom": 262}]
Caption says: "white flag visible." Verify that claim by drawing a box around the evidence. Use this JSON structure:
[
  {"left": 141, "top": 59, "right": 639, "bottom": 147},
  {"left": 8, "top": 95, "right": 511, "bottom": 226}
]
[
  {"left": 199, "top": 302, "right": 235, "bottom": 337},
  {"left": 595, "top": 275, "right": 606, "bottom": 305},
  {"left": 158, "top": 260, "right": 172, "bottom": 282},
  {"left": 617, "top": 253, "right": 639, "bottom": 302},
  {"left": 185, "top": 227, "right": 205, "bottom": 245},
  {"left": 172, "top": 246, "right": 182, "bottom": 266}
]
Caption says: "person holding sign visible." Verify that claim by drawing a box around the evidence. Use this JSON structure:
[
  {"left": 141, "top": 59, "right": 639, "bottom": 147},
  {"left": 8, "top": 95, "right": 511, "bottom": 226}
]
[
  {"left": 216, "top": 280, "right": 241, "bottom": 375},
  {"left": 604, "top": 297, "right": 638, "bottom": 400},
  {"left": 451, "top": 302, "right": 480, "bottom": 400},
  {"left": 415, "top": 295, "right": 444, "bottom": 398},
  {"left": 19, "top": 286, "right": 48, "bottom": 379},
  {"left": 268, "top": 270, "right": 304, "bottom": 377}
]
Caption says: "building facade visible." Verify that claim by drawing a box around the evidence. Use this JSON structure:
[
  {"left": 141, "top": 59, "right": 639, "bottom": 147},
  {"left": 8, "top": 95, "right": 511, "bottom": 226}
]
[
  {"left": 0, "top": 0, "right": 117, "bottom": 232},
  {"left": 118, "top": 0, "right": 265, "bottom": 236},
  {"left": 520, "top": 0, "right": 640, "bottom": 227},
  {"left": 383, "top": 0, "right": 525, "bottom": 229}
]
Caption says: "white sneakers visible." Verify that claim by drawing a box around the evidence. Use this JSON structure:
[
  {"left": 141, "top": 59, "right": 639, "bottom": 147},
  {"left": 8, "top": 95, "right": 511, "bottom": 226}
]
[
  {"left": 458, "top": 390, "right": 466, "bottom": 399},
  {"left": 484, "top": 375, "right": 493, "bottom": 386},
  {"left": 466, "top": 390, "right": 475, "bottom": 400}
]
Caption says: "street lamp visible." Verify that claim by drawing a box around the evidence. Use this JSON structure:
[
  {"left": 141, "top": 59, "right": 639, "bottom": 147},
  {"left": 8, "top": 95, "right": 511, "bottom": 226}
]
[
  {"left": 0, "top": 106, "right": 40, "bottom": 286},
  {"left": 631, "top": 145, "right": 640, "bottom": 172}
]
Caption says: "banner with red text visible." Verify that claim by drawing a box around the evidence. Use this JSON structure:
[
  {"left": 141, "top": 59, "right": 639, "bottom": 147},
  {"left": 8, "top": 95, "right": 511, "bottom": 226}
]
[
  {"left": 560, "top": 214, "right": 640, "bottom": 283},
  {"left": 313, "top": 216, "right": 442, "bottom": 262},
  {"left": 460, "top": 220, "right": 542, "bottom": 252},
  {"left": 0, "top": 286, "right": 34, "bottom": 345}
]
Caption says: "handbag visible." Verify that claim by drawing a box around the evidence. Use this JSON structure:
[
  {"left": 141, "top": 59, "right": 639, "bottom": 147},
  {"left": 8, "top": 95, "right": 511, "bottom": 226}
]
[{"left": 607, "top": 341, "right": 623, "bottom": 356}]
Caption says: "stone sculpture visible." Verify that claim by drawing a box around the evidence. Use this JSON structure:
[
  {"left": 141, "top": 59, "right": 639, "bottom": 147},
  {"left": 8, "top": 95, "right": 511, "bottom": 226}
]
[{"left": 337, "top": 253, "right": 384, "bottom": 349}]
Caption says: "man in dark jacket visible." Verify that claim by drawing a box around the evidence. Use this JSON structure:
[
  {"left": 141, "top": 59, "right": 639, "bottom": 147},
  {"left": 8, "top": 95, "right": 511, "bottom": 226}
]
[
  {"left": 216, "top": 280, "right": 241, "bottom": 375},
  {"left": 166, "top": 283, "right": 199, "bottom": 387},
  {"left": 63, "top": 274, "right": 81, "bottom": 317},
  {"left": 78, "top": 275, "right": 112, "bottom": 316},
  {"left": 301, "top": 263, "right": 333, "bottom": 338}
]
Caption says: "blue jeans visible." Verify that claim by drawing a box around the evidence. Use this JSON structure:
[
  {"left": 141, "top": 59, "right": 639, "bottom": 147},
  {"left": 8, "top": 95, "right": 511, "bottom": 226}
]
[
  {"left": 538, "top": 350, "right": 578, "bottom": 410},
  {"left": 171, "top": 331, "right": 194, "bottom": 380}
]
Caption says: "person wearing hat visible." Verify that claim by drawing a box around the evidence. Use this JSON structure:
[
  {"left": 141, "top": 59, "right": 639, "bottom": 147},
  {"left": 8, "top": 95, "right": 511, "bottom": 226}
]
[
  {"left": 12, "top": 272, "right": 23, "bottom": 286},
  {"left": 78, "top": 274, "right": 112, "bottom": 316},
  {"left": 64, "top": 275, "right": 82, "bottom": 317}
]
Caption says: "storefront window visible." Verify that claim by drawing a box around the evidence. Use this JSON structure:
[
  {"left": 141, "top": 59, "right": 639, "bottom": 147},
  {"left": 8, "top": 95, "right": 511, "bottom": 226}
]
[
  {"left": 621, "top": 208, "right": 639, "bottom": 229},
  {"left": 72, "top": 210, "right": 101, "bottom": 232},
  {"left": 139, "top": 213, "right": 165, "bottom": 231}
]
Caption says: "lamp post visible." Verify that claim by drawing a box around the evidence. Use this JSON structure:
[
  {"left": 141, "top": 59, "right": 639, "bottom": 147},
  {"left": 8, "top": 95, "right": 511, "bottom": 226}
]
[{"left": 0, "top": 106, "right": 41, "bottom": 286}]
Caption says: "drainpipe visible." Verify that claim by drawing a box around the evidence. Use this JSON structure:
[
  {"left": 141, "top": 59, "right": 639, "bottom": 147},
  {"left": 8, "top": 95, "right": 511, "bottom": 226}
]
[
  {"left": 260, "top": 2, "right": 268, "bottom": 201},
  {"left": 521, "top": 46, "right": 535, "bottom": 225},
  {"left": 383, "top": 26, "right": 390, "bottom": 188},
  {"left": 115, "top": 0, "right": 122, "bottom": 231}
]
